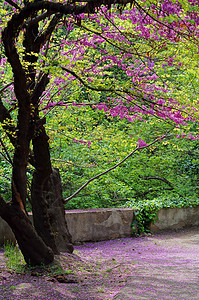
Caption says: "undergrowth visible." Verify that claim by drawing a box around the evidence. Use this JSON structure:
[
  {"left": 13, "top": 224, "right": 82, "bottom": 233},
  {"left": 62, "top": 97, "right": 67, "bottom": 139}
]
[
  {"left": 4, "top": 242, "right": 25, "bottom": 273},
  {"left": 124, "top": 196, "right": 199, "bottom": 235},
  {"left": 3, "top": 242, "right": 73, "bottom": 276}
]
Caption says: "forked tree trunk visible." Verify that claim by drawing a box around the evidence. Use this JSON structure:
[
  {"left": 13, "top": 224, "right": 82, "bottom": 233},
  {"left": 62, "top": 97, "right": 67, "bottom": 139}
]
[
  {"left": 1, "top": 5, "right": 73, "bottom": 267},
  {"left": 0, "top": 196, "right": 54, "bottom": 266}
]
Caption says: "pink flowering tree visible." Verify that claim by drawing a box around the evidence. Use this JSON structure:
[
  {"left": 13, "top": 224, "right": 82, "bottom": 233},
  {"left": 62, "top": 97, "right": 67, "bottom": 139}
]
[{"left": 0, "top": 0, "right": 199, "bottom": 266}]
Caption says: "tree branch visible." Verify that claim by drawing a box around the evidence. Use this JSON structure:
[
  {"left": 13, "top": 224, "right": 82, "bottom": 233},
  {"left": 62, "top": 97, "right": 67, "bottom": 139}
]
[
  {"left": 0, "top": 82, "right": 14, "bottom": 94},
  {"left": 64, "top": 135, "right": 169, "bottom": 203},
  {"left": 5, "top": 0, "right": 21, "bottom": 10},
  {"left": 24, "top": 12, "right": 50, "bottom": 27},
  {"left": 60, "top": 67, "right": 187, "bottom": 124},
  {"left": 140, "top": 176, "right": 175, "bottom": 189},
  {"left": 0, "top": 137, "right": 13, "bottom": 165},
  {"left": 34, "top": 14, "right": 62, "bottom": 49},
  {"left": 134, "top": 187, "right": 174, "bottom": 198},
  {"left": 61, "top": 66, "right": 124, "bottom": 93},
  {"left": 31, "top": 74, "right": 50, "bottom": 105}
]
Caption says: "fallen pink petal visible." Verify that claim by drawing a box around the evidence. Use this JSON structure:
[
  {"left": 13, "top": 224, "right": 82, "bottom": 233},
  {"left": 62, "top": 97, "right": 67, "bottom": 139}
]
[{"left": 1, "top": 228, "right": 199, "bottom": 299}]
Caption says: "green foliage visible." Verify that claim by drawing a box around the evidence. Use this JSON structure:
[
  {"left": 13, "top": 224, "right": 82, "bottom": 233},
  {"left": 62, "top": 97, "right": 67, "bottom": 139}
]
[
  {"left": 0, "top": 160, "right": 12, "bottom": 202},
  {"left": 47, "top": 103, "right": 199, "bottom": 210},
  {"left": 125, "top": 196, "right": 199, "bottom": 235},
  {"left": 4, "top": 242, "right": 25, "bottom": 272},
  {"left": 1, "top": 0, "right": 199, "bottom": 216},
  {"left": 1, "top": 99, "right": 199, "bottom": 212}
]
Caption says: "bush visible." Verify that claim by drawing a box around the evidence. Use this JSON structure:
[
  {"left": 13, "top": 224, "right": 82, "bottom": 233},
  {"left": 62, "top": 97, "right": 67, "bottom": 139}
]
[{"left": 124, "top": 196, "right": 199, "bottom": 235}]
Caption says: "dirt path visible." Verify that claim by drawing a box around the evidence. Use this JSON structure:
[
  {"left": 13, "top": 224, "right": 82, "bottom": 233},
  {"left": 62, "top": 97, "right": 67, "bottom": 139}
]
[
  {"left": 114, "top": 228, "right": 199, "bottom": 300},
  {"left": 0, "top": 227, "right": 199, "bottom": 299}
]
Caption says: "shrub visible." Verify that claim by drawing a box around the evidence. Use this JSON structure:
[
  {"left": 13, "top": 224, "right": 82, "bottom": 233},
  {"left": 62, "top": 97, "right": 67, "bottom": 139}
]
[{"left": 124, "top": 196, "right": 199, "bottom": 235}]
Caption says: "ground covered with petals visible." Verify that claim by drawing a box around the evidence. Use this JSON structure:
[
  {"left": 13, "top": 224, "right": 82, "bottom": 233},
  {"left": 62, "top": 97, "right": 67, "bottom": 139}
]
[{"left": 0, "top": 227, "right": 199, "bottom": 300}]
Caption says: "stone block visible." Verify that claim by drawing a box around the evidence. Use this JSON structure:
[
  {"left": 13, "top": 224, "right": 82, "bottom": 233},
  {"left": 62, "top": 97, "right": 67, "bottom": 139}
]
[
  {"left": 65, "top": 207, "right": 134, "bottom": 243},
  {"left": 150, "top": 206, "right": 199, "bottom": 233}
]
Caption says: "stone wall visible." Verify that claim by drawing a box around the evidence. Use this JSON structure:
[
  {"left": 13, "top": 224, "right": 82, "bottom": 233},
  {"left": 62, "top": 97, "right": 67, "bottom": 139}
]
[
  {"left": 1, "top": 206, "right": 199, "bottom": 246},
  {"left": 65, "top": 208, "right": 134, "bottom": 243},
  {"left": 150, "top": 206, "right": 199, "bottom": 233}
]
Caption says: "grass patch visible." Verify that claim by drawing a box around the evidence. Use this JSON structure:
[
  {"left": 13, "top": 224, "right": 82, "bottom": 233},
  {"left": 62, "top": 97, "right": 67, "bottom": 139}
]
[{"left": 4, "top": 242, "right": 25, "bottom": 273}]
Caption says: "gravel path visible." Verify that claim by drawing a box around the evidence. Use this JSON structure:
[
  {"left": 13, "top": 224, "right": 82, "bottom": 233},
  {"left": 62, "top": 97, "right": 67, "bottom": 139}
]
[{"left": 0, "top": 227, "right": 199, "bottom": 299}]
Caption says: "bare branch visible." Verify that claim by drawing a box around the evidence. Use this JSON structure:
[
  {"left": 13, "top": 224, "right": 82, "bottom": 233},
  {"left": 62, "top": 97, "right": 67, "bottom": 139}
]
[
  {"left": 64, "top": 135, "right": 170, "bottom": 203},
  {"left": 0, "top": 150, "right": 11, "bottom": 164},
  {"left": 0, "top": 82, "right": 14, "bottom": 94},
  {"left": 0, "top": 137, "right": 13, "bottom": 165},
  {"left": 34, "top": 14, "right": 62, "bottom": 51},
  {"left": 134, "top": 187, "right": 175, "bottom": 198},
  {"left": 24, "top": 12, "right": 50, "bottom": 27},
  {"left": 61, "top": 66, "right": 123, "bottom": 93},
  {"left": 5, "top": 0, "right": 21, "bottom": 10},
  {"left": 140, "top": 176, "right": 175, "bottom": 189}
]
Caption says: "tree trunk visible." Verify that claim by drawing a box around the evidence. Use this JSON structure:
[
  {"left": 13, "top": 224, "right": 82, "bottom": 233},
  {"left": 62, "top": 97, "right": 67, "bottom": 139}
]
[
  {"left": 31, "top": 168, "right": 73, "bottom": 253},
  {"left": 31, "top": 125, "right": 73, "bottom": 254},
  {"left": 0, "top": 196, "right": 54, "bottom": 266},
  {"left": 31, "top": 170, "right": 59, "bottom": 254},
  {"left": 45, "top": 168, "right": 73, "bottom": 253},
  {"left": 1, "top": 5, "right": 73, "bottom": 267}
]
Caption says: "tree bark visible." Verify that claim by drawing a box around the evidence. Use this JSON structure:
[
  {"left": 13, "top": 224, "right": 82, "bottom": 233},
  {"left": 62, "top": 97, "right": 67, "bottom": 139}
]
[
  {"left": 0, "top": 196, "right": 54, "bottom": 266},
  {"left": 31, "top": 170, "right": 59, "bottom": 255},
  {"left": 31, "top": 125, "right": 73, "bottom": 254},
  {"left": 44, "top": 168, "right": 73, "bottom": 253}
]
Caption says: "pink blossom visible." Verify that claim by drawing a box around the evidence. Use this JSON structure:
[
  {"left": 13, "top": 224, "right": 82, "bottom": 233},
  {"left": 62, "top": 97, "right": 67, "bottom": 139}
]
[{"left": 137, "top": 139, "right": 148, "bottom": 148}]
